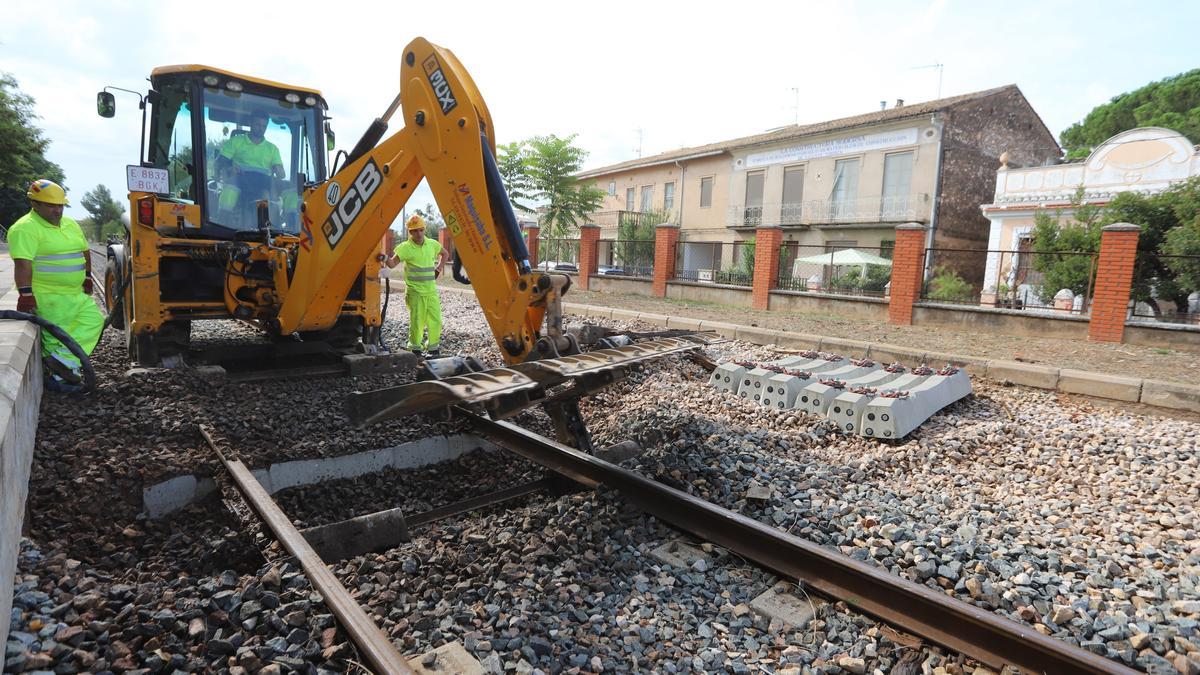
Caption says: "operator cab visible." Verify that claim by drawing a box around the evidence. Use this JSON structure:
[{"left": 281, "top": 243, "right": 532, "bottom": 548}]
[{"left": 99, "top": 66, "right": 333, "bottom": 239}]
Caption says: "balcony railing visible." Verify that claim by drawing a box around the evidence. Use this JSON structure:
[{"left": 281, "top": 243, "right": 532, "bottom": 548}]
[{"left": 727, "top": 194, "right": 930, "bottom": 228}]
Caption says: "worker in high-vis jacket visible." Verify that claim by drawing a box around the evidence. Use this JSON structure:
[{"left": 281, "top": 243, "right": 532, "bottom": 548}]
[
  {"left": 383, "top": 215, "right": 447, "bottom": 357},
  {"left": 7, "top": 179, "right": 105, "bottom": 392}
]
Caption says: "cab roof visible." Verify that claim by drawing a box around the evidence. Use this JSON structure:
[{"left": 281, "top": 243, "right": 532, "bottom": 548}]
[{"left": 150, "top": 64, "right": 325, "bottom": 101}]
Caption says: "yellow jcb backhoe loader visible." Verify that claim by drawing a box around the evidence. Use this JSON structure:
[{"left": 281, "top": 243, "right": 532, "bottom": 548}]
[{"left": 99, "top": 37, "right": 713, "bottom": 449}]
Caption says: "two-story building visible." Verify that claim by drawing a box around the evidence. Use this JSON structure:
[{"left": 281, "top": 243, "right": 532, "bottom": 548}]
[{"left": 578, "top": 85, "right": 1059, "bottom": 283}]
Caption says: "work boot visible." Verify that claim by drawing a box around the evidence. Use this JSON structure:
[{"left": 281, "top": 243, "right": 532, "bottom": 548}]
[
  {"left": 45, "top": 374, "right": 84, "bottom": 394},
  {"left": 410, "top": 348, "right": 423, "bottom": 358},
  {"left": 45, "top": 356, "right": 82, "bottom": 385},
  {"left": 425, "top": 348, "right": 441, "bottom": 358}
]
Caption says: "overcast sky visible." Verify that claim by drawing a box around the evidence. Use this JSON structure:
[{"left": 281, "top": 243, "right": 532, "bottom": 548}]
[{"left": 2, "top": 0, "right": 1196, "bottom": 222}]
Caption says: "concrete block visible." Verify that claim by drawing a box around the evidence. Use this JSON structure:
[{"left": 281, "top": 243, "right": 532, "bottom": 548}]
[
  {"left": 796, "top": 362, "right": 881, "bottom": 416},
  {"left": 649, "top": 540, "right": 709, "bottom": 570},
  {"left": 666, "top": 315, "right": 703, "bottom": 331},
  {"left": 861, "top": 369, "right": 972, "bottom": 439},
  {"left": 749, "top": 581, "right": 822, "bottom": 629},
  {"left": 710, "top": 362, "right": 748, "bottom": 394},
  {"left": 409, "top": 641, "right": 485, "bottom": 675},
  {"left": 774, "top": 331, "right": 823, "bottom": 350},
  {"left": 561, "top": 302, "right": 589, "bottom": 317},
  {"left": 985, "top": 360, "right": 1060, "bottom": 389},
  {"left": 734, "top": 325, "right": 782, "bottom": 345},
  {"left": 301, "top": 507, "right": 410, "bottom": 561},
  {"left": 1140, "top": 379, "right": 1200, "bottom": 413},
  {"left": 1057, "top": 369, "right": 1142, "bottom": 402},
  {"left": 637, "top": 312, "right": 670, "bottom": 327},
  {"left": 866, "top": 344, "right": 927, "bottom": 367},
  {"left": 143, "top": 475, "right": 218, "bottom": 519},
  {"left": 699, "top": 320, "right": 739, "bottom": 339},
  {"left": 925, "top": 351, "right": 989, "bottom": 377},
  {"left": 343, "top": 351, "right": 418, "bottom": 376},
  {"left": 737, "top": 367, "right": 775, "bottom": 404},
  {"left": 818, "top": 336, "right": 872, "bottom": 359},
  {"left": 761, "top": 372, "right": 813, "bottom": 410}
]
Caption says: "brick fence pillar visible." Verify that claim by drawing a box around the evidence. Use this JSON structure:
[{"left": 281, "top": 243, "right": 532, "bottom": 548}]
[
  {"left": 887, "top": 223, "right": 929, "bottom": 325},
  {"left": 577, "top": 225, "right": 600, "bottom": 291},
  {"left": 653, "top": 224, "right": 680, "bottom": 297},
  {"left": 439, "top": 226, "right": 454, "bottom": 260},
  {"left": 524, "top": 224, "right": 540, "bottom": 268},
  {"left": 1088, "top": 222, "right": 1140, "bottom": 343},
  {"left": 752, "top": 226, "right": 783, "bottom": 310}
]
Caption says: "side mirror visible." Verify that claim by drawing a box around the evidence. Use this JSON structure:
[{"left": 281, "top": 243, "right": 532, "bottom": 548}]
[
  {"left": 325, "top": 122, "right": 336, "bottom": 152},
  {"left": 97, "top": 91, "right": 116, "bottom": 118}
]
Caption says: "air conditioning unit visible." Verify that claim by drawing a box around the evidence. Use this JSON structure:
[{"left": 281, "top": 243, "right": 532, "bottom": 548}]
[{"left": 697, "top": 269, "right": 715, "bottom": 283}]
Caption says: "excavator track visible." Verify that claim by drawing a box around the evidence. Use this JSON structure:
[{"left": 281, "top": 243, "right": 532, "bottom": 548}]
[{"left": 347, "top": 334, "right": 715, "bottom": 427}]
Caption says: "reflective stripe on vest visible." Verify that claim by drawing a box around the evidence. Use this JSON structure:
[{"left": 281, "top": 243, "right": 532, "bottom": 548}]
[
  {"left": 35, "top": 263, "right": 86, "bottom": 273},
  {"left": 35, "top": 252, "right": 86, "bottom": 262}
]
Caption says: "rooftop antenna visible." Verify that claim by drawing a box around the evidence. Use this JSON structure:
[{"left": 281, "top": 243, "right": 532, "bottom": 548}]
[
  {"left": 911, "top": 63, "right": 944, "bottom": 99},
  {"left": 790, "top": 87, "right": 800, "bottom": 125},
  {"left": 634, "top": 128, "right": 643, "bottom": 158}
]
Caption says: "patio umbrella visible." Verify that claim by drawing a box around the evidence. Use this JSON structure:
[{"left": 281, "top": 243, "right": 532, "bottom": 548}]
[{"left": 791, "top": 248, "right": 893, "bottom": 278}]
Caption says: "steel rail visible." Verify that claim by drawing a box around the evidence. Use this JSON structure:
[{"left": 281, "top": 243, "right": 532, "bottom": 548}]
[
  {"left": 464, "top": 413, "right": 1133, "bottom": 675},
  {"left": 200, "top": 426, "right": 416, "bottom": 675}
]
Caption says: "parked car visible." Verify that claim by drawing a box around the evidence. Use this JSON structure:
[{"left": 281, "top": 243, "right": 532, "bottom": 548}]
[
  {"left": 535, "top": 260, "right": 578, "bottom": 272},
  {"left": 598, "top": 265, "right": 626, "bottom": 276}
]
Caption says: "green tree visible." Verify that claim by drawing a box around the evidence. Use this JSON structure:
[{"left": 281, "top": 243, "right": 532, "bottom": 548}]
[
  {"left": 412, "top": 202, "right": 444, "bottom": 238},
  {"left": 525, "top": 134, "right": 605, "bottom": 238},
  {"left": 1060, "top": 69, "right": 1200, "bottom": 159},
  {"left": 496, "top": 141, "right": 535, "bottom": 213},
  {"left": 0, "top": 73, "right": 66, "bottom": 232},
  {"left": 614, "top": 209, "right": 663, "bottom": 270},
  {"left": 81, "top": 184, "right": 125, "bottom": 242},
  {"left": 1029, "top": 188, "right": 1103, "bottom": 302}
]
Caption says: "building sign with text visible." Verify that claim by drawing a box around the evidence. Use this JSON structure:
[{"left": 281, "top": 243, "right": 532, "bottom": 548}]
[{"left": 745, "top": 127, "right": 919, "bottom": 169}]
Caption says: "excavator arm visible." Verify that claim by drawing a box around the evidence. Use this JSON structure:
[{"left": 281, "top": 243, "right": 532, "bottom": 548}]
[{"left": 279, "top": 37, "right": 560, "bottom": 364}]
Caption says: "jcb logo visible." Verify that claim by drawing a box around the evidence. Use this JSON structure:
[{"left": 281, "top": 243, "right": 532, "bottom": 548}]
[
  {"left": 422, "top": 54, "right": 458, "bottom": 114},
  {"left": 322, "top": 159, "right": 382, "bottom": 249}
]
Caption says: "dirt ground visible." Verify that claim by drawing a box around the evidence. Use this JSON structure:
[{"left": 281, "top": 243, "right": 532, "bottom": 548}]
[{"left": 432, "top": 278, "right": 1200, "bottom": 386}]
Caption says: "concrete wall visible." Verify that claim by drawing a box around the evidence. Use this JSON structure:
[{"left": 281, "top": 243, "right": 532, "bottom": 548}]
[
  {"left": 0, "top": 289, "right": 43, "bottom": 647},
  {"left": 913, "top": 302, "right": 1090, "bottom": 340},
  {"left": 588, "top": 275, "right": 654, "bottom": 296},
  {"left": 770, "top": 291, "right": 890, "bottom": 321}
]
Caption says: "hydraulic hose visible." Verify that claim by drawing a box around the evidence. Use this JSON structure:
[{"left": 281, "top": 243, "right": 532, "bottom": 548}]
[
  {"left": 0, "top": 310, "right": 96, "bottom": 393},
  {"left": 377, "top": 275, "right": 392, "bottom": 351}
]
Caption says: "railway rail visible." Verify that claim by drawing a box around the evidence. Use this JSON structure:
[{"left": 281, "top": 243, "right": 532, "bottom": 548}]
[{"left": 198, "top": 409, "right": 1135, "bottom": 675}]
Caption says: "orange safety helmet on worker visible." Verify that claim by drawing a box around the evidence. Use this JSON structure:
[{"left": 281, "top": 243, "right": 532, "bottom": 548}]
[{"left": 7, "top": 179, "right": 105, "bottom": 392}]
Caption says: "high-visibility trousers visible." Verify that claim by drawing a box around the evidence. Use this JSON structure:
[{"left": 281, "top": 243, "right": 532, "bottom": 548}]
[
  {"left": 405, "top": 290, "right": 442, "bottom": 351},
  {"left": 36, "top": 290, "right": 104, "bottom": 375}
]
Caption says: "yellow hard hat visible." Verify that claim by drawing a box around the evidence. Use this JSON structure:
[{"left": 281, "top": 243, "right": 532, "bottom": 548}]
[
  {"left": 27, "top": 179, "right": 69, "bottom": 205},
  {"left": 406, "top": 214, "right": 426, "bottom": 231}
]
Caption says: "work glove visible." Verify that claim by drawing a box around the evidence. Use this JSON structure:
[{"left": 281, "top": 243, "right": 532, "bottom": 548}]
[
  {"left": 17, "top": 294, "right": 36, "bottom": 314},
  {"left": 83, "top": 278, "right": 94, "bottom": 295}
]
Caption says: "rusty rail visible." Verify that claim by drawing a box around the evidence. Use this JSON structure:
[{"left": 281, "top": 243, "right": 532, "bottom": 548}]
[
  {"left": 200, "top": 426, "right": 415, "bottom": 674},
  {"left": 463, "top": 412, "right": 1134, "bottom": 675}
]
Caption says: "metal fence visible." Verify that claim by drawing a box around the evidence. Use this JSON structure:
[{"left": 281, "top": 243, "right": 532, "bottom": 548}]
[
  {"left": 1129, "top": 253, "right": 1200, "bottom": 325},
  {"left": 540, "top": 238, "right": 580, "bottom": 272},
  {"left": 777, "top": 243, "right": 893, "bottom": 298},
  {"left": 597, "top": 239, "right": 655, "bottom": 278},
  {"left": 727, "top": 194, "right": 931, "bottom": 228},
  {"left": 921, "top": 247, "right": 1098, "bottom": 315},
  {"left": 672, "top": 241, "right": 752, "bottom": 286}
]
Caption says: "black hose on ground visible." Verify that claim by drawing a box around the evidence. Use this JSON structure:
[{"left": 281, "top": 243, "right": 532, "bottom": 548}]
[
  {"left": 377, "top": 275, "right": 392, "bottom": 351},
  {"left": 0, "top": 310, "right": 96, "bottom": 393}
]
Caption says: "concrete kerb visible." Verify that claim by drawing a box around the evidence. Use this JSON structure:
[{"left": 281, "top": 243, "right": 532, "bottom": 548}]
[
  {"left": 775, "top": 331, "right": 823, "bottom": 351},
  {"left": 735, "top": 326, "right": 783, "bottom": 345},
  {"left": 925, "top": 351, "right": 990, "bottom": 377},
  {"left": 867, "top": 344, "right": 928, "bottom": 367},
  {"left": 637, "top": 312, "right": 670, "bottom": 328},
  {"left": 698, "top": 321, "right": 739, "bottom": 339},
  {"left": 1057, "top": 369, "right": 1143, "bottom": 402},
  {"left": 818, "top": 336, "right": 872, "bottom": 358},
  {"left": 666, "top": 316, "right": 704, "bottom": 331},
  {"left": 1141, "top": 379, "right": 1200, "bottom": 411},
  {"left": 986, "top": 360, "right": 1060, "bottom": 390}
]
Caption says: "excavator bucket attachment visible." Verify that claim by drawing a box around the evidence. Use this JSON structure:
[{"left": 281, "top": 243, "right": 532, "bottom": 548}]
[{"left": 347, "top": 334, "right": 715, "bottom": 427}]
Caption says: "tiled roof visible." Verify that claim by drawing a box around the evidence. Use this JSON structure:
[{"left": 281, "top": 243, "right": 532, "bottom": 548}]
[{"left": 578, "top": 85, "right": 1026, "bottom": 178}]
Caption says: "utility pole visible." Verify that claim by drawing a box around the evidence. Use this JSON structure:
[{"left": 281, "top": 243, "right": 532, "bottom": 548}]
[{"left": 634, "top": 128, "right": 644, "bottom": 158}]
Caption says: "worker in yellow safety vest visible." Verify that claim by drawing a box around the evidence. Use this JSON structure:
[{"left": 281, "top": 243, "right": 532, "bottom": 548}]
[
  {"left": 7, "top": 179, "right": 105, "bottom": 392},
  {"left": 383, "top": 215, "right": 447, "bottom": 357},
  {"left": 215, "top": 110, "right": 285, "bottom": 230}
]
